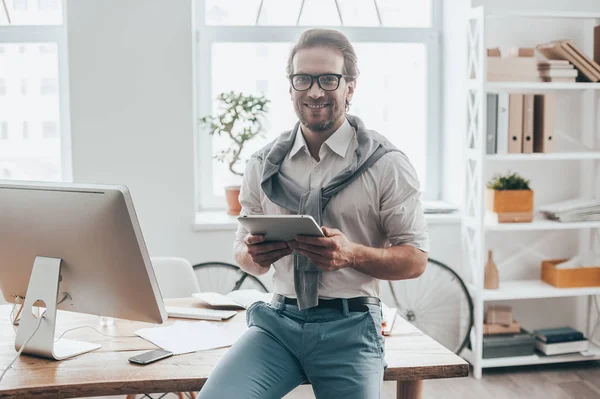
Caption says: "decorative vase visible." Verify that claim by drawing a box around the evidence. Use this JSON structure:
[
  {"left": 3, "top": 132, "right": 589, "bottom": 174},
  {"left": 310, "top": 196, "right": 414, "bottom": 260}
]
[
  {"left": 225, "top": 185, "right": 242, "bottom": 216},
  {"left": 484, "top": 250, "right": 499, "bottom": 290}
]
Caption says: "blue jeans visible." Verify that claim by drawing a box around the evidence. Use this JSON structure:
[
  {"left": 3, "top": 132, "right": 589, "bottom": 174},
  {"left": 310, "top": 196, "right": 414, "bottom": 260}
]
[{"left": 197, "top": 297, "right": 386, "bottom": 399}]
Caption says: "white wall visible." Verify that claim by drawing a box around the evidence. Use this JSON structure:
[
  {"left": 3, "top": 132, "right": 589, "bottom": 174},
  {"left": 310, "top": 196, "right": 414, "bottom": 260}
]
[{"left": 67, "top": 0, "right": 237, "bottom": 265}]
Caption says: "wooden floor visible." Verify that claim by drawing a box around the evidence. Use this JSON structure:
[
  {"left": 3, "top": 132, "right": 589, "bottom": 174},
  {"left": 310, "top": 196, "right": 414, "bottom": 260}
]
[
  {"left": 285, "top": 361, "right": 600, "bottom": 399},
  {"left": 93, "top": 361, "right": 600, "bottom": 398}
]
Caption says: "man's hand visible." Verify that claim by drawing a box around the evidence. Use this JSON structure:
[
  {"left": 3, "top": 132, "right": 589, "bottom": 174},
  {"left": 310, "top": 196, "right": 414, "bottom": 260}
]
[
  {"left": 288, "top": 227, "right": 356, "bottom": 272},
  {"left": 244, "top": 234, "right": 293, "bottom": 269}
]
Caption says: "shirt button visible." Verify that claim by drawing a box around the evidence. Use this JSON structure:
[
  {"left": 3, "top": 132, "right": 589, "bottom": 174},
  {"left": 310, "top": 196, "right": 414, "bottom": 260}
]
[{"left": 314, "top": 167, "right": 320, "bottom": 172}]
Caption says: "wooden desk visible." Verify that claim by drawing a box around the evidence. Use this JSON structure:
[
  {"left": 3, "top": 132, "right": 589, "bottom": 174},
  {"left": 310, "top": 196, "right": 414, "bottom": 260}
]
[{"left": 0, "top": 298, "right": 468, "bottom": 398}]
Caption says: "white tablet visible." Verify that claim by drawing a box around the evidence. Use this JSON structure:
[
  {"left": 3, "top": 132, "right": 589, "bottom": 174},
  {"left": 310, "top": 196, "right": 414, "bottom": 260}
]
[{"left": 237, "top": 214, "right": 325, "bottom": 242}]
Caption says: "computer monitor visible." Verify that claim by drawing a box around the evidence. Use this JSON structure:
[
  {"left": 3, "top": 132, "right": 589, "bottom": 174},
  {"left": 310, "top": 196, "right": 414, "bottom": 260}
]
[{"left": 0, "top": 181, "right": 167, "bottom": 360}]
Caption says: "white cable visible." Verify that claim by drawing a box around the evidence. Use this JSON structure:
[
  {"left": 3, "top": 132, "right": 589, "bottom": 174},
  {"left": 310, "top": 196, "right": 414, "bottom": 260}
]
[
  {"left": 0, "top": 311, "right": 46, "bottom": 384},
  {"left": 54, "top": 325, "right": 137, "bottom": 343}
]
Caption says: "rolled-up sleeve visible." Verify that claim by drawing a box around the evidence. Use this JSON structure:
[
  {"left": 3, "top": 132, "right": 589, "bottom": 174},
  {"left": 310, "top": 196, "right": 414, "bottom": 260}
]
[
  {"left": 379, "top": 152, "right": 429, "bottom": 252},
  {"left": 234, "top": 157, "right": 264, "bottom": 246}
]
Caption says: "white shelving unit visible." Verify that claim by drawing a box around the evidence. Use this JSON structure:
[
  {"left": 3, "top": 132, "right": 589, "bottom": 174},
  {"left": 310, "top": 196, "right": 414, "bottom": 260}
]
[{"left": 463, "top": 7, "right": 600, "bottom": 379}]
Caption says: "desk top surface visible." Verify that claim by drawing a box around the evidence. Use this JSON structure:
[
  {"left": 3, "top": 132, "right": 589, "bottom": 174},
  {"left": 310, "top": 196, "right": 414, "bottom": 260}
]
[{"left": 0, "top": 298, "right": 468, "bottom": 398}]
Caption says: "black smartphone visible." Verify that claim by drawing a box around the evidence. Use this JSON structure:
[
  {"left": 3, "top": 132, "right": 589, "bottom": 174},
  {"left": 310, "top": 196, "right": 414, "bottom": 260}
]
[{"left": 128, "top": 349, "right": 173, "bottom": 365}]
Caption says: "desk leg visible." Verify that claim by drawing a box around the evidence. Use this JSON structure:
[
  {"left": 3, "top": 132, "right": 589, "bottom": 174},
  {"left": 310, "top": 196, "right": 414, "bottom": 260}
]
[
  {"left": 396, "top": 380, "right": 423, "bottom": 399},
  {"left": 125, "top": 395, "right": 136, "bottom": 399}
]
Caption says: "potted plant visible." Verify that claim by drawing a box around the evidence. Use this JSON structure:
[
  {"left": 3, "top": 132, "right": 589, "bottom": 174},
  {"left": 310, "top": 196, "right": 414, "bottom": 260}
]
[
  {"left": 199, "top": 91, "right": 270, "bottom": 215},
  {"left": 485, "top": 172, "right": 534, "bottom": 223}
]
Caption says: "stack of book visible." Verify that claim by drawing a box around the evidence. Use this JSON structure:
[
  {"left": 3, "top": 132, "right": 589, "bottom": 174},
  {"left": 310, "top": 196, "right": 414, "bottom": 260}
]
[
  {"left": 537, "top": 60, "right": 578, "bottom": 82},
  {"left": 537, "top": 40, "right": 600, "bottom": 82},
  {"left": 533, "top": 326, "right": 589, "bottom": 355},
  {"left": 539, "top": 198, "right": 600, "bottom": 222}
]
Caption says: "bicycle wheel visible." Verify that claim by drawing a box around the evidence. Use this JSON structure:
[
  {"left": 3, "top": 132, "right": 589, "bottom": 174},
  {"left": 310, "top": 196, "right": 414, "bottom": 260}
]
[
  {"left": 192, "top": 262, "right": 269, "bottom": 294},
  {"left": 386, "top": 258, "right": 473, "bottom": 354}
]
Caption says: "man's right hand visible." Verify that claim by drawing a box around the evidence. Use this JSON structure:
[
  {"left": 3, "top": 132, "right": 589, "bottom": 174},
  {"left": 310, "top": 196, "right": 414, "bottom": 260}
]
[{"left": 244, "top": 234, "right": 293, "bottom": 268}]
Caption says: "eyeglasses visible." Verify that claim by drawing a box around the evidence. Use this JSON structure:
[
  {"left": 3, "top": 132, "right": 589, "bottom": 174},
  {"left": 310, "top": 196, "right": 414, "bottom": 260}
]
[{"left": 288, "top": 73, "right": 345, "bottom": 92}]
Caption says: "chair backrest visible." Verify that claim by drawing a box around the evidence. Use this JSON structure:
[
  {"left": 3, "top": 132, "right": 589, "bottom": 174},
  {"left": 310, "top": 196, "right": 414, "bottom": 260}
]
[{"left": 151, "top": 257, "right": 201, "bottom": 299}]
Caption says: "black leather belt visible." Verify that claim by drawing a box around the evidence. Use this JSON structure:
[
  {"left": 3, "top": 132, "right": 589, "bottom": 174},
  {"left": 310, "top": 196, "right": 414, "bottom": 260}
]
[{"left": 272, "top": 294, "right": 380, "bottom": 312}]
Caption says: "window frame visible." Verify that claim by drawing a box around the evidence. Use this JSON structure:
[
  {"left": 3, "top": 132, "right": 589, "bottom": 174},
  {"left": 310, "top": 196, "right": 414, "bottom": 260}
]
[
  {"left": 194, "top": 0, "right": 442, "bottom": 210},
  {"left": 0, "top": 0, "right": 72, "bottom": 181}
]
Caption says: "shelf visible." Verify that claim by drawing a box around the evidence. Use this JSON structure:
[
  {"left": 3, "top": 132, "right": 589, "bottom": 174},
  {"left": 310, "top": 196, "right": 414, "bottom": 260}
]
[
  {"left": 483, "top": 218, "right": 600, "bottom": 232},
  {"left": 462, "top": 342, "right": 600, "bottom": 368},
  {"left": 486, "top": 152, "right": 600, "bottom": 161},
  {"left": 480, "top": 82, "right": 600, "bottom": 93},
  {"left": 481, "top": 280, "right": 600, "bottom": 301}
]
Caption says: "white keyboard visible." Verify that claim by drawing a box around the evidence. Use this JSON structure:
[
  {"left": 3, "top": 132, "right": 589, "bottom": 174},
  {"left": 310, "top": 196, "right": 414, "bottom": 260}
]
[{"left": 166, "top": 306, "right": 238, "bottom": 321}]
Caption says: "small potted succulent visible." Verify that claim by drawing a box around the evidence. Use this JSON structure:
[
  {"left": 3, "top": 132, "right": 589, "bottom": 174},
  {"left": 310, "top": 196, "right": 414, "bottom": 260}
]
[
  {"left": 199, "top": 91, "right": 270, "bottom": 215},
  {"left": 485, "top": 172, "right": 534, "bottom": 223}
]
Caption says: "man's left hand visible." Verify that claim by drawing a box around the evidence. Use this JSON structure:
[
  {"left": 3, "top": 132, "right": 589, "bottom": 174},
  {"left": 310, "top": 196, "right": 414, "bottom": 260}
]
[{"left": 288, "top": 226, "right": 356, "bottom": 271}]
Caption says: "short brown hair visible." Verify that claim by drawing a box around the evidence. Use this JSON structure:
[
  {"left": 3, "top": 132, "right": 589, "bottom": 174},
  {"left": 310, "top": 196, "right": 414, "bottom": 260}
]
[{"left": 286, "top": 28, "right": 359, "bottom": 82}]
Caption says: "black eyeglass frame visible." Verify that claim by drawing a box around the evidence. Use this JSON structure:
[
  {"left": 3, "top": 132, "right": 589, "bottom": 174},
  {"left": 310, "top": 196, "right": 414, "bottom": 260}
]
[{"left": 288, "top": 73, "right": 348, "bottom": 92}]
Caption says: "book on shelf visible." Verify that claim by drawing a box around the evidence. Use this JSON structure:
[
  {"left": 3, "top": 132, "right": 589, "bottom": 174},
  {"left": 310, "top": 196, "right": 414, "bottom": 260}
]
[
  {"left": 595, "top": 25, "right": 600, "bottom": 66},
  {"left": 537, "top": 41, "right": 600, "bottom": 82},
  {"left": 535, "top": 339, "right": 589, "bottom": 355},
  {"left": 533, "top": 326, "right": 585, "bottom": 343},
  {"left": 539, "top": 198, "right": 600, "bottom": 222},
  {"left": 422, "top": 200, "right": 459, "bottom": 214}
]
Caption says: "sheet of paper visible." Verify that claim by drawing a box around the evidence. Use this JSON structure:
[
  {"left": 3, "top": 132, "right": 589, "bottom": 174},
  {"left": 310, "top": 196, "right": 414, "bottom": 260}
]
[{"left": 136, "top": 321, "right": 247, "bottom": 355}]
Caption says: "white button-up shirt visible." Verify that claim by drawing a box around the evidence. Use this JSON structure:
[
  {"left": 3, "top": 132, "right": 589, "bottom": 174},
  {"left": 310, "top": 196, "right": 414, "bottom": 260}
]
[{"left": 235, "top": 117, "right": 429, "bottom": 299}]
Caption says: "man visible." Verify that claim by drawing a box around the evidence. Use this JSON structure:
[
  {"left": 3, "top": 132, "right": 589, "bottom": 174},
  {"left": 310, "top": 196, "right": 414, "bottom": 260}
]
[{"left": 198, "top": 28, "right": 429, "bottom": 399}]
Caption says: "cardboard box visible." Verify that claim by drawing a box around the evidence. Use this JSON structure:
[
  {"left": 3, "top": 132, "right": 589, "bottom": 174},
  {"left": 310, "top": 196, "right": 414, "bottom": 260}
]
[
  {"left": 485, "top": 305, "right": 513, "bottom": 326},
  {"left": 541, "top": 259, "right": 600, "bottom": 288}
]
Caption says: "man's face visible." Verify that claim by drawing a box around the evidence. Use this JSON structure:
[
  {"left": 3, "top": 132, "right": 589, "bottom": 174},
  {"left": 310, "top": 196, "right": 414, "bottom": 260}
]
[{"left": 289, "top": 46, "right": 355, "bottom": 133}]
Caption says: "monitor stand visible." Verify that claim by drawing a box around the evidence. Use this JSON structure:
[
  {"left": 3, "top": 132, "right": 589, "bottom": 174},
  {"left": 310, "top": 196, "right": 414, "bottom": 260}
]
[{"left": 15, "top": 256, "right": 102, "bottom": 360}]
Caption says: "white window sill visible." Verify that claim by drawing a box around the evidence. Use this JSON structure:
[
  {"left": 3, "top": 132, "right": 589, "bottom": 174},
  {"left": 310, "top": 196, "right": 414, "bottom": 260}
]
[{"left": 193, "top": 210, "right": 462, "bottom": 232}]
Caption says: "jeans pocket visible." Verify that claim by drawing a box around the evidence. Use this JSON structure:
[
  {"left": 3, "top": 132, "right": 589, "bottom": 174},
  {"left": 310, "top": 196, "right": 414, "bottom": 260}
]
[
  {"left": 245, "top": 300, "right": 264, "bottom": 327},
  {"left": 365, "top": 304, "right": 385, "bottom": 356}
]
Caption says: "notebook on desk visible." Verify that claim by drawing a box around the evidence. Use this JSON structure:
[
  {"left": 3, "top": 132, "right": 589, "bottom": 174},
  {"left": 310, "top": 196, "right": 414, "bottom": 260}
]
[
  {"left": 165, "top": 306, "right": 237, "bottom": 321},
  {"left": 192, "top": 290, "right": 273, "bottom": 310}
]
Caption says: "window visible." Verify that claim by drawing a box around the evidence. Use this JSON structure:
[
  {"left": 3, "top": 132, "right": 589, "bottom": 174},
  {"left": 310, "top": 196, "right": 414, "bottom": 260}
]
[
  {"left": 195, "top": 0, "right": 442, "bottom": 209},
  {"left": 0, "top": 79, "right": 6, "bottom": 96},
  {"left": 0, "top": 3, "right": 69, "bottom": 182},
  {"left": 0, "top": 122, "right": 8, "bottom": 139},
  {"left": 41, "top": 121, "right": 58, "bottom": 138}
]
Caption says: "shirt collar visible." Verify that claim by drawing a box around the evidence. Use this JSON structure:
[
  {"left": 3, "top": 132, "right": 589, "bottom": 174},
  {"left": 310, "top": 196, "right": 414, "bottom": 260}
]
[
  {"left": 323, "top": 118, "right": 354, "bottom": 158},
  {"left": 288, "top": 118, "right": 355, "bottom": 160}
]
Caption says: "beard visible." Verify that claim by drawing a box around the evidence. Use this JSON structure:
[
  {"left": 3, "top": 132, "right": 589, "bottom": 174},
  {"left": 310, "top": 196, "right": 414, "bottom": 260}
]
[{"left": 294, "top": 98, "right": 344, "bottom": 132}]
